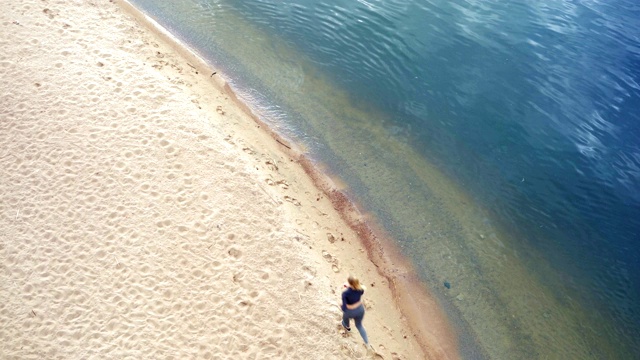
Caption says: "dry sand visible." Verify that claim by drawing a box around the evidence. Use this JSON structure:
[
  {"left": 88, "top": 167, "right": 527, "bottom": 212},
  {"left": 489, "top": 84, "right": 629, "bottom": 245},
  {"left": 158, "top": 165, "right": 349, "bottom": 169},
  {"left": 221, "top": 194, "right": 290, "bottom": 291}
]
[{"left": 0, "top": 0, "right": 458, "bottom": 359}]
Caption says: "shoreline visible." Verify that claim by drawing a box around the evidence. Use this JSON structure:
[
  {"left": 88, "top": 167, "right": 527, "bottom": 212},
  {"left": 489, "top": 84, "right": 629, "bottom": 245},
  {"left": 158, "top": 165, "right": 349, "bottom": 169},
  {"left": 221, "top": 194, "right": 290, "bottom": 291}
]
[
  {"left": 82, "top": 1, "right": 633, "bottom": 359},
  {"left": 0, "top": 0, "right": 459, "bottom": 358},
  {"left": 117, "top": 1, "right": 460, "bottom": 357}
]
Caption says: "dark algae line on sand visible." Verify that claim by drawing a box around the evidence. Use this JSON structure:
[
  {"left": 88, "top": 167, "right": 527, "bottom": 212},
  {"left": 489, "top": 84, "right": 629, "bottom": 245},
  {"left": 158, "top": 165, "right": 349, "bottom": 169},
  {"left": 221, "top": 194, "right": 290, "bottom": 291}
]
[{"left": 128, "top": 0, "right": 640, "bottom": 358}]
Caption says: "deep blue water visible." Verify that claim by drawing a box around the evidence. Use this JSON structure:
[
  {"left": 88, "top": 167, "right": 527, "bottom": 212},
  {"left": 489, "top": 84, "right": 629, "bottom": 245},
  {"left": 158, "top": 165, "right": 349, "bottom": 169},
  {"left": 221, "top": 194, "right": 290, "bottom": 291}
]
[{"left": 128, "top": 0, "right": 640, "bottom": 357}]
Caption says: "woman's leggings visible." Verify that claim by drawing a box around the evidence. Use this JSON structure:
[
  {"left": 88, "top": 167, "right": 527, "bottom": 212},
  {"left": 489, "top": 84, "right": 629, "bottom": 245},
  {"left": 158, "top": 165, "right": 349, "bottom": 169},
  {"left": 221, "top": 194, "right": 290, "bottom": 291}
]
[{"left": 342, "top": 304, "right": 369, "bottom": 344}]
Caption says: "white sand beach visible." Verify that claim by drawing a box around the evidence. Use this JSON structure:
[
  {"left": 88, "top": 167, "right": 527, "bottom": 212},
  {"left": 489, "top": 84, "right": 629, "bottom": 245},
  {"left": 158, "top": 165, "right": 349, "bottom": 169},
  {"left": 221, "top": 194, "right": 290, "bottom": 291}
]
[{"left": 0, "top": 0, "right": 457, "bottom": 358}]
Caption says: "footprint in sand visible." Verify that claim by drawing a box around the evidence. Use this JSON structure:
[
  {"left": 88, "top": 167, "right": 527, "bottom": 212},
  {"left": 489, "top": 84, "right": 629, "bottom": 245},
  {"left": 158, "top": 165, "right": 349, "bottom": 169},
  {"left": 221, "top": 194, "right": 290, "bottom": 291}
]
[
  {"left": 265, "top": 159, "right": 278, "bottom": 171},
  {"left": 243, "top": 147, "right": 256, "bottom": 155},
  {"left": 322, "top": 250, "right": 333, "bottom": 261},
  {"left": 227, "top": 247, "right": 242, "bottom": 259},
  {"left": 337, "top": 324, "right": 351, "bottom": 338},
  {"left": 364, "top": 298, "right": 375, "bottom": 311},
  {"left": 284, "top": 196, "right": 300, "bottom": 206},
  {"left": 43, "top": 8, "right": 58, "bottom": 19},
  {"left": 302, "top": 265, "right": 316, "bottom": 280},
  {"left": 322, "top": 250, "right": 341, "bottom": 273},
  {"left": 265, "top": 178, "right": 290, "bottom": 189}
]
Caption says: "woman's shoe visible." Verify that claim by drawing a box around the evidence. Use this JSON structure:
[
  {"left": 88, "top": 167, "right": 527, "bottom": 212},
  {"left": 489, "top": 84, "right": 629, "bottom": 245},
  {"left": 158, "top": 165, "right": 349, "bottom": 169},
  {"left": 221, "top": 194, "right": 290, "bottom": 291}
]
[{"left": 341, "top": 320, "right": 351, "bottom": 332}]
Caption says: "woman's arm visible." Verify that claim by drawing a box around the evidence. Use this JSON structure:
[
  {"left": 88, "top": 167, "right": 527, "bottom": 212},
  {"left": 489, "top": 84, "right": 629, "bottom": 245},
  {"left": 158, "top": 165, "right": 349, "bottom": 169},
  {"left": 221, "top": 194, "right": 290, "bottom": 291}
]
[{"left": 341, "top": 289, "right": 348, "bottom": 310}]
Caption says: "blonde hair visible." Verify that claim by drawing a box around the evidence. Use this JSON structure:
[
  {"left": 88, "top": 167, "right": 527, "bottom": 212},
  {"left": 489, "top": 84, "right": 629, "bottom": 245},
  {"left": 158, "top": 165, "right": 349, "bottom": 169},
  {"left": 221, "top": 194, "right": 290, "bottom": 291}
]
[{"left": 348, "top": 275, "right": 365, "bottom": 291}]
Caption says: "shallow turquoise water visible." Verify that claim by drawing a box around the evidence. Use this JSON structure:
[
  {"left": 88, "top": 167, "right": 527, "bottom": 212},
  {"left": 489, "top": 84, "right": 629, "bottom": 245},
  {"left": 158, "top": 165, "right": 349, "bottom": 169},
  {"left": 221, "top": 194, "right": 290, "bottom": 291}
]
[{"left": 128, "top": 0, "right": 640, "bottom": 358}]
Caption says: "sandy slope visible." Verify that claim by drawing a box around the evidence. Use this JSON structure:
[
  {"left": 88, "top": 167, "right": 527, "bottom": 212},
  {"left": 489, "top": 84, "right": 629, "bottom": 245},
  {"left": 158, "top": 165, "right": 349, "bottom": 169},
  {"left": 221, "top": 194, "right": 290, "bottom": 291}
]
[{"left": 0, "top": 0, "right": 456, "bottom": 359}]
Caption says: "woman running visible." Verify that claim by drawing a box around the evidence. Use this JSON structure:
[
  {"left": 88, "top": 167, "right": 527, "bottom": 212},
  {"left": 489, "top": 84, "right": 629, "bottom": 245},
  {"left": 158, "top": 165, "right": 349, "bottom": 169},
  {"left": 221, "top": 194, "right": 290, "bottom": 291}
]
[{"left": 341, "top": 275, "right": 370, "bottom": 346}]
